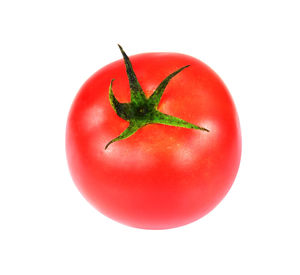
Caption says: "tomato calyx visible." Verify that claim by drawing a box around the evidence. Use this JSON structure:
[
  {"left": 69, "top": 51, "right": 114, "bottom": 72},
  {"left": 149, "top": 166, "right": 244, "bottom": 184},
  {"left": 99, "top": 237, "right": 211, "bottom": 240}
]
[{"left": 105, "top": 45, "right": 209, "bottom": 149}]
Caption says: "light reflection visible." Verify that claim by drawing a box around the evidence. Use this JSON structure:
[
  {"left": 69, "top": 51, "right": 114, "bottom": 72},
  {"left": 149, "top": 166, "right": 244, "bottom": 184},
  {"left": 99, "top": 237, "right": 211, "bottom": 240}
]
[
  {"left": 82, "top": 106, "right": 105, "bottom": 131},
  {"left": 103, "top": 142, "right": 155, "bottom": 171},
  {"left": 172, "top": 119, "right": 218, "bottom": 167}
]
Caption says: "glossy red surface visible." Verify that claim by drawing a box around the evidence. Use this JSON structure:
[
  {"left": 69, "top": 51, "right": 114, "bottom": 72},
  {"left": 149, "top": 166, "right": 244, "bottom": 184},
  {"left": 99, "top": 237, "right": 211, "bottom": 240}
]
[{"left": 66, "top": 52, "right": 241, "bottom": 229}]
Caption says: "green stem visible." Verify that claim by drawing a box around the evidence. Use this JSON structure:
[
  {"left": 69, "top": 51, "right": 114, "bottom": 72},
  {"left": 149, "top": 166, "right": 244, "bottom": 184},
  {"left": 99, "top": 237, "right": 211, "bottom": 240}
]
[{"left": 105, "top": 45, "right": 209, "bottom": 149}]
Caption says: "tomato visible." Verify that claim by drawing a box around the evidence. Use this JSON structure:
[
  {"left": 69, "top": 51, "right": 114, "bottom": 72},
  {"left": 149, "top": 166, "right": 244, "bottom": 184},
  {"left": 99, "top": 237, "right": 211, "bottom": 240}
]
[{"left": 66, "top": 45, "right": 241, "bottom": 229}]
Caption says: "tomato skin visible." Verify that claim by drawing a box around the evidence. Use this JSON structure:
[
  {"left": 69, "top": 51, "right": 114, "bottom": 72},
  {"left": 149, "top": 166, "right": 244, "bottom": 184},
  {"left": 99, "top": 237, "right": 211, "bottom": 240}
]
[{"left": 66, "top": 52, "right": 241, "bottom": 229}]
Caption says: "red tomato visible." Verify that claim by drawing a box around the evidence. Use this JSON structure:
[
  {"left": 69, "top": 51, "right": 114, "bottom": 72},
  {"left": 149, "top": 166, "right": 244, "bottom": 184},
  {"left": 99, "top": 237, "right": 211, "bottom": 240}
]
[{"left": 66, "top": 46, "right": 241, "bottom": 229}]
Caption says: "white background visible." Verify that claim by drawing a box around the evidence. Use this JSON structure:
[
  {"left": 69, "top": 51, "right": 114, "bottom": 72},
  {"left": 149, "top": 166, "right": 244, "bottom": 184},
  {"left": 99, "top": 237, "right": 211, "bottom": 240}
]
[{"left": 1, "top": 0, "right": 299, "bottom": 274}]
